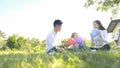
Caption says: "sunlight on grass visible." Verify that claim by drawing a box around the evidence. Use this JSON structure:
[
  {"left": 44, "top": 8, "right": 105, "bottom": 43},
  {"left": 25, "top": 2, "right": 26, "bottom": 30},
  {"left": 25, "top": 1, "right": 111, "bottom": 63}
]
[{"left": 0, "top": 50, "right": 120, "bottom": 68}]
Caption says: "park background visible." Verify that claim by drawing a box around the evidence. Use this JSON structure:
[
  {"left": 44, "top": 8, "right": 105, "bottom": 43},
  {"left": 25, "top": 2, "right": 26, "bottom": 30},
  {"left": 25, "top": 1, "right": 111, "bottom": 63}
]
[
  {"left": 1, "top": 0, "right": 120, "bottom": 41},
  {"left": 0, "top": 0, "right": 120, "bottom": 68}
]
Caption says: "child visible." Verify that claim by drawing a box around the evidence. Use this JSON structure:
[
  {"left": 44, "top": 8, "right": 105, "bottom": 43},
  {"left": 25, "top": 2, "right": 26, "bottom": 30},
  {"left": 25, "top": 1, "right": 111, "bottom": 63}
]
[
  {"left": 66, "top": 32, "right": 79, "bottom": 50},
  {"left": 66, "top": 32, "right": 90, "bottom": 51},
  {"left": 66, "top": 38, "right": 76, "bottom": 49}
]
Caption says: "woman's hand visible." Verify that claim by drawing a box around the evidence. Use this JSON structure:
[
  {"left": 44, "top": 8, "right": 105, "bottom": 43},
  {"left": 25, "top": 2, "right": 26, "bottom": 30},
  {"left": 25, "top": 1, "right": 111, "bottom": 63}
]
[
  {"left": 90, "top": 33, "right": 94, "bottom": 41},
  {"left": 98, "top": 30, "right": 102, "bottom": 39}
]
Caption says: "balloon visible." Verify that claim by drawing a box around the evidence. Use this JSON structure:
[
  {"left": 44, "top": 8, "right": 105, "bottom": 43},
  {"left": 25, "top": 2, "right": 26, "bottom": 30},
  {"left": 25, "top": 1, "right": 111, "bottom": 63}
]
[
  {"left": 66, "top": 38, "right": 75, "bottom": 45},
  {"left": 75, "top": 37, "right": 83, "bottom": 44},
  {"left": 92, "top": 28, "right": 98, "bottom": 37}
]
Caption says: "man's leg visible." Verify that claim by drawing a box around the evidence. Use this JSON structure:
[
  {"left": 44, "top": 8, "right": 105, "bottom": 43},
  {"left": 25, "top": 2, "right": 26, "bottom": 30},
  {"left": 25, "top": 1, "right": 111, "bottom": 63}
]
[
  {"left": 55, "top": 46, "right": 64, "bottom": 52},
  {"left": 47, "top": 47, "right": 57, "bottom": 54}
]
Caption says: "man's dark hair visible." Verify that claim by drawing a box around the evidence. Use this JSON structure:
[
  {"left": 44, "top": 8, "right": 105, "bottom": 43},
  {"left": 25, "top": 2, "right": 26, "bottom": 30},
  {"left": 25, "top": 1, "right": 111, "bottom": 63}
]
[{"left": 53, "top": 19, "right": 63, "bottom": 27}]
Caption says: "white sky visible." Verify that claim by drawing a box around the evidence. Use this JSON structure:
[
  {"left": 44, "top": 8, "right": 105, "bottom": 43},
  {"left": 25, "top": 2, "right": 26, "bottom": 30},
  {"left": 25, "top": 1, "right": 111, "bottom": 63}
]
[{"left": 0, "top": 0, "right": 119, "bottom": 41}]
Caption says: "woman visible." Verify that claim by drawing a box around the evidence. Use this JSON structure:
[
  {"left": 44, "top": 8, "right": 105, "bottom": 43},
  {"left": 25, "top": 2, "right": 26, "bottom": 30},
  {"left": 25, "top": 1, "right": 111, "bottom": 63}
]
[{"left": 90, "top": 20, "right": 110, "bottom": 50}]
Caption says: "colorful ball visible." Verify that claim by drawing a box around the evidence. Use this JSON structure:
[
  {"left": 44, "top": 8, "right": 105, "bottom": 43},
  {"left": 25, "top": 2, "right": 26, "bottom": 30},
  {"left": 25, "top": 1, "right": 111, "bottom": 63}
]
[
  {"left": 75, "top": 37, "right": 83, "bottom": 44},
  {"left": 66, "top": 38, "right": 75, "bottom": 45}
]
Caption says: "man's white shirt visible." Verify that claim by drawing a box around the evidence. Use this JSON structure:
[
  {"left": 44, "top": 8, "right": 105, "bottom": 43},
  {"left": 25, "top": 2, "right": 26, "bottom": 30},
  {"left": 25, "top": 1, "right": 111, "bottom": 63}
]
[{"left": 46, "top": 30, "right": 62, "bottom": 53}]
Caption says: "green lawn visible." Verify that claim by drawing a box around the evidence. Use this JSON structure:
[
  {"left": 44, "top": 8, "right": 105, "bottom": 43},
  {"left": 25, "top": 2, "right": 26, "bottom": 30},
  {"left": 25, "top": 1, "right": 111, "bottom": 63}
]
[{"left": 0, "top": 50, "right": 120, "bottom": 68}]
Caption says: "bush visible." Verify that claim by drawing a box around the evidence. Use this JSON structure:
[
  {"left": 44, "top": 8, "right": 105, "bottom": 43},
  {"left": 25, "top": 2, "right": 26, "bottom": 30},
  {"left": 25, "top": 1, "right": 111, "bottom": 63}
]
[
  {"left": 5, "top": 34, "right": 44, "bottom": 51},
  {"left": 6, "top": 34, "right": 20, "bottom": 49}
]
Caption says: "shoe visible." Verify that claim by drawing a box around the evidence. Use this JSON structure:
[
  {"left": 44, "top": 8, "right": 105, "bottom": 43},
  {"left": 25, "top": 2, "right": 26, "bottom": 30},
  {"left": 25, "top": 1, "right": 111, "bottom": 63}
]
[
  {"left": 48, "top": 52, "right": 55, "bottom": 55},
  {"left": 91, "top": 49, "right": 96, "bottom": 52}
]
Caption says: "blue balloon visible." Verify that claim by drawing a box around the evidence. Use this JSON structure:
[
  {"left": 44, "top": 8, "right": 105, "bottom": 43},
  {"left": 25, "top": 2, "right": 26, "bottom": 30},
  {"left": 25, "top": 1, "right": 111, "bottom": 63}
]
[{"left": 92, "top": 28, "right": 98, "bottom": 37}]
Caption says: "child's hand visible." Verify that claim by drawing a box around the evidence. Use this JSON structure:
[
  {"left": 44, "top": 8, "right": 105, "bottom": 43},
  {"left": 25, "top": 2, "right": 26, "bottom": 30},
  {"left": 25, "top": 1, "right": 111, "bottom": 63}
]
[{"left": 68, "top": 45, "right": 74, "bottom": 48}]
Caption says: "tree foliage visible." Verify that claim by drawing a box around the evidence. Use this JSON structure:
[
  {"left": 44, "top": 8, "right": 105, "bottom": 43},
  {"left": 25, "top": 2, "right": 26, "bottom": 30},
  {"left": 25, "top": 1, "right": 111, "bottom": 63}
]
[
  {"left": 6, "top": 34, "right": 20, "bottom": 49},
  {"left": 0, "top": 30, "right": 6, "bottom": 39},
  {"left": 0, "top": 30, "right": 6, "bottom": 49},
  {"left": 84, "top": 0, "right": 120, "bottom": 19},
  {"left": 5, "top": 34, "right": 43, "bottom": 51}
]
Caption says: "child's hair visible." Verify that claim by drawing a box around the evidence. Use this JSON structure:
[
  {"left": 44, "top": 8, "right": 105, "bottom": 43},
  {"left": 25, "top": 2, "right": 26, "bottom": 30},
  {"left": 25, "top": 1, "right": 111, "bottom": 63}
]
[{"left": 71, "top": 32, "right": 78, "bottom": 38}]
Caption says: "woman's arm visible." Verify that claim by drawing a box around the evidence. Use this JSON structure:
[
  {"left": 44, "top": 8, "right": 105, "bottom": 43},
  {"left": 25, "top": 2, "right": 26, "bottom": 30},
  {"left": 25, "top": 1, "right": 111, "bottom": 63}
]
[
  {"left": 99, "top": 30, "right": 108, "bottom": 43},
  {"left": 90, "top": 33, "right": 94, "bottom": 41},
  {"left": 98, "top": 30, "right": 103, "bottom": 39},
  {"left": 90, "top": 33, "right": 94, "bottom": 45}
]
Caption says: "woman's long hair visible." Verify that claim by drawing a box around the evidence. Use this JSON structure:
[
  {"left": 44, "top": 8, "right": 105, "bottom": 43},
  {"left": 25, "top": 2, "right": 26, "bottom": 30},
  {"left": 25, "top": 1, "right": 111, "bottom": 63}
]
[{"left": 94, "top": 20, "right": 105, "bottom": 30}]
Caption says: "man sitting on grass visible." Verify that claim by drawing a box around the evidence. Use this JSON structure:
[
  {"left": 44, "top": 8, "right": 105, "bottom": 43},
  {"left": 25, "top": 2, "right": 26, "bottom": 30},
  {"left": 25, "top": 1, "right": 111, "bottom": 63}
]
[{"left": 46, "top": 19, "right": 64, "bottom": 54}]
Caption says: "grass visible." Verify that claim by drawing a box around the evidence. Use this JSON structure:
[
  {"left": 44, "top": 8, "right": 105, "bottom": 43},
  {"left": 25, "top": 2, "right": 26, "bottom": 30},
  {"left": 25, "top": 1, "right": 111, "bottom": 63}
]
[{"left": 0, "top": 49, "right": 120, "bottom": 68}]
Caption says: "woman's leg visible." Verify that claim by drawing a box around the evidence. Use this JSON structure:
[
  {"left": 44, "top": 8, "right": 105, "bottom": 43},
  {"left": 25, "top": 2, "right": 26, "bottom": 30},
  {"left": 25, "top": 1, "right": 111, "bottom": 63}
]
[
  {"left": 90, "top": 47, "right": 99, "bottom": 50},
  {"left": 82, "top": 45, "right": 92, "bottom": 51},
  {"left": 101, "top": 44, "right": 111, "bottom": 50}
]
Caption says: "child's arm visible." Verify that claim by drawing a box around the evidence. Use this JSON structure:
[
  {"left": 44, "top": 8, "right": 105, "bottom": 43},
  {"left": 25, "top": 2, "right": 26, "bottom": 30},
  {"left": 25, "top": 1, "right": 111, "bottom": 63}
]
[{"left": 68, "top": 45, "right": 74, "bottom": 48}]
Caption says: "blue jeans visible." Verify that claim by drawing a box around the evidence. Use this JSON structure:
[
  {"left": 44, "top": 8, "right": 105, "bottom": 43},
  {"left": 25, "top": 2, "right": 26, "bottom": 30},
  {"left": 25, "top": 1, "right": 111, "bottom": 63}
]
[{"left": 79, "top": 43, "right": 91, "bottom": 51}]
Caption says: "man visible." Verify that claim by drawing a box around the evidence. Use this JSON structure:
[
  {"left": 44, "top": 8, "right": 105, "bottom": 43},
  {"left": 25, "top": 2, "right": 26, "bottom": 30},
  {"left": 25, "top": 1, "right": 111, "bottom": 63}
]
[{"left": 46, "top": 19, "right": 63, "bottom": 54}]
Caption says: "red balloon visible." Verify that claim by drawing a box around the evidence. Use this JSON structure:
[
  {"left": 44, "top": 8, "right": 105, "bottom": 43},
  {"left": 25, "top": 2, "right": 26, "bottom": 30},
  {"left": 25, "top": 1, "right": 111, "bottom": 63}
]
[{"left": 66, "top": 38, "right": 75, "bottom": 45}]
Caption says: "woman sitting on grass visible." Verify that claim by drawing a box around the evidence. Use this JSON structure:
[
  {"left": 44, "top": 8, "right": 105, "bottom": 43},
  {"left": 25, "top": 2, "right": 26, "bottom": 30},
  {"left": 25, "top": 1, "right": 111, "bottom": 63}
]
[
  {"left": 90, "top": 20, "right": 110, "bottom": 51},
  {"left": 66, "top": 32, "right": 90, "bottom": 51}
]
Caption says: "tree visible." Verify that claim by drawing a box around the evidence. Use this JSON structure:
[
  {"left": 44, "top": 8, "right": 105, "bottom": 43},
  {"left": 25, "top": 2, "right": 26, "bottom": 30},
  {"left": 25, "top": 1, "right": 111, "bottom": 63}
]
[
  {"left": 6, "top": 34, "right": 43, "bottom": 51},
  {"left": 0, "top": 30, "right": 6, "bottom": 39},
  {"left": 84, "top": 0, "right": 120, "bottom": 19},
  {"left": 31, "top": 38, "right": 41, "bottom": 47},
  {"left": 6, "top": 34, "right": 19, "bottom": 49},
  {"left": 0, "top": 30, "right": 6, "bottom": 49},
  {"left": 17, "top": 36, "right": 25, "bottom": 48}
]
